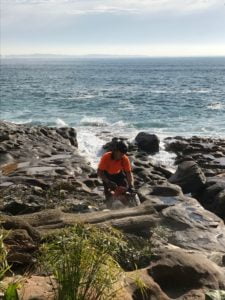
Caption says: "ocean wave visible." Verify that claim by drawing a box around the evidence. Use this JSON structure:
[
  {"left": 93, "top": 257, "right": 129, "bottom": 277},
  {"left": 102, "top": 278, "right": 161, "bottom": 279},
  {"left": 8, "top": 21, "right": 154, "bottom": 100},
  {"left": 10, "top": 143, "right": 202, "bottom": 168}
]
[
  {"left": 3, "top": 118, "right": 33, "bottom": 125},
  {"left": 80, "top": 116, "right": 109, "bottom": 127},
  {"left": 56, "top": 118, "right": 68, "bottom": 127},
  {"left": 110, "top": 120, "right": 129, "bottom": 128},
  {"left": 207, "top": 102, "right": 224, "bottom": 110},
  {"left": 150, "top": 89, "right": 210, "bottom": 94}
]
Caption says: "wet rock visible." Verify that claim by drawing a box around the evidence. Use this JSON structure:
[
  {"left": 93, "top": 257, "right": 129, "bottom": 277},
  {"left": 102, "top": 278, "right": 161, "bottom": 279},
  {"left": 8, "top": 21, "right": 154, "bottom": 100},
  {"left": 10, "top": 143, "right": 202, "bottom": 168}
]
[
  {"left": 160, "top": 197, "right": 225, "bottom": 253},
  {"left": 135, "top": 132, "right": 160, "bottom": 154},
  {"left": 169, "top": 160, "right": 206, "bottom": 194},
  {"left": 165, "top": 136, "right": 225, "bottom": 177}
]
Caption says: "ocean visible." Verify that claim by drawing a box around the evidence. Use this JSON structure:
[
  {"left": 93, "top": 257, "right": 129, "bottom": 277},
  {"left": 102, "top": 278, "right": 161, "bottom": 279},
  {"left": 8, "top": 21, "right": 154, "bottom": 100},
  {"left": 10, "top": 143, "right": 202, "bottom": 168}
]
[{"left": 1, "top": 57, "right": 225, "bottom": 166}]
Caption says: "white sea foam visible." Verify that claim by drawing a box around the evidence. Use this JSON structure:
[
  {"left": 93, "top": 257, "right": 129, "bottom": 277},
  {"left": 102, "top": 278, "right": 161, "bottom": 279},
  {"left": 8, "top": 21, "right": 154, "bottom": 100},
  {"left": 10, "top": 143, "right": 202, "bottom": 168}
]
[
  {"left": 77, "top": 118, "right": 138, "bottom": 168},
  {"left": 7, "top": 119, "right": 33, "bottom": 125},
  {"left": 77, "top": 119, "right": 178, "bottom": 170},
  {"left": 80, "top": 116, "right": 109, "bottom": 127},
  {"left": 153, "top": 141, "right": 176, "bottom": 170},
  {"left": 77, "top": 128, "right": 106, "bottom": 168},
  {"left": 56, "top": 118, "right": 68, "bottom": 127},
  {"left": 150, "top": 89, "right": 211, "bottom": 94},
  {"left": 207, "top": 102, "right": 224, "bottom": 110}
]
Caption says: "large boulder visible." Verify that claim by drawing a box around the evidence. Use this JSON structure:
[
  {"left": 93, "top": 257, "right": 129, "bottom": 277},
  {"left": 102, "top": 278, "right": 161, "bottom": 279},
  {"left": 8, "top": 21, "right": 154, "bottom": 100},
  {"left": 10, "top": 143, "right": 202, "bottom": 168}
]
[
  {"left": 169, "top": 160, "right": 206, "bottom": 194},
  {"left": 148, "top": 248, "right": 225, "bottom": 298},
  {"left": 135, "top": 132, "right": 160, "bottom": 154},
  {"left": 199, "top": 177, "right": 225, "bottom": 220}
]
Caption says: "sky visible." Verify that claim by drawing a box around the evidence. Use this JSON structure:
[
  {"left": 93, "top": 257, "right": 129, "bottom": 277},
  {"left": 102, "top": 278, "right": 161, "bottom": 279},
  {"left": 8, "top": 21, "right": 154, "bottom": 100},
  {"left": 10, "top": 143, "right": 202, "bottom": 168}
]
[{"left": 1, "top": 0, "right": 225, "bottom": 57}]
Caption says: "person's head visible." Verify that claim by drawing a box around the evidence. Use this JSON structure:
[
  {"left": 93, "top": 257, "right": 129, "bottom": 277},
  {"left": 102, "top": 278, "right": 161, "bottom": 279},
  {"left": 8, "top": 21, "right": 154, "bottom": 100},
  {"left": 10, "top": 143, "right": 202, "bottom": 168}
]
[{"left": 112, "top": 140, "right": 128, "bottom": 159}]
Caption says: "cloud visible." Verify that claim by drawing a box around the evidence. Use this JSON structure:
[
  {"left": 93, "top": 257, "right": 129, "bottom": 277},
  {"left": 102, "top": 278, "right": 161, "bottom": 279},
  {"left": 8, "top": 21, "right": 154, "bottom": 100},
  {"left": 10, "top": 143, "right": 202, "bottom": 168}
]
[
  {"left": 2, "top": 0, "right": 224, "bottom": 16},
  {"left": 2, "top": 0, "right": 225, "bottom": 55}
]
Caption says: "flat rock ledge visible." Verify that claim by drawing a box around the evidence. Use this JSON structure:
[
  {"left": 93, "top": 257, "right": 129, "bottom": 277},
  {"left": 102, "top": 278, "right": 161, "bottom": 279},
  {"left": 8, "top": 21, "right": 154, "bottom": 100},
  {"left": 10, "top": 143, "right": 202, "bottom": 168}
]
[{"left": 1, "top": 121, "right": 225, "bottom": 299}]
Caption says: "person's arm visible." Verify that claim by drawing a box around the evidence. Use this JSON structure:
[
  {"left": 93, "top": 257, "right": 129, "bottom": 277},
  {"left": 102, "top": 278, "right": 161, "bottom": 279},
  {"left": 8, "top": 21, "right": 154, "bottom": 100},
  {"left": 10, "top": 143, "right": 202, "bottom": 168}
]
[
  {"left": 125, "top": 171, "right": 134, "bottom": 189},
  {"left": 97, "top": 169, "right": 109, "bottom": 184}
]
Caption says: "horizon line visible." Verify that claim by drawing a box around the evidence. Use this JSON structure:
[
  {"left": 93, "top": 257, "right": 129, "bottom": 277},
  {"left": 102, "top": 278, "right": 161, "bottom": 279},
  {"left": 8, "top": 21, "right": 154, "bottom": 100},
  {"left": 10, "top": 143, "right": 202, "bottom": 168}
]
[{"left": 1, "top": 53, "right": 225, "bottom": 59}]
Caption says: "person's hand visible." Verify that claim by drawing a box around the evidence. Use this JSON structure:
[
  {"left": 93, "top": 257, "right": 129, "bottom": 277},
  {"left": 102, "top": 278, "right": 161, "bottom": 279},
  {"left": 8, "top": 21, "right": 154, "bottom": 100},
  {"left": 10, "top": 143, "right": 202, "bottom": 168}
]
[{"left": 127, "top": 186, "right": 135, "bottom": 194}]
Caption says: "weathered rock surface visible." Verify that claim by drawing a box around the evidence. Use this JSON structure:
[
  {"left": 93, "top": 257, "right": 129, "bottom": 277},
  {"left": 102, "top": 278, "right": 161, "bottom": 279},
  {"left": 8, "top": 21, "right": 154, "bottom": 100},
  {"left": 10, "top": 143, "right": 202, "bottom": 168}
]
[
  {"left": 199, "top": 175, "right": 225, "bottom": 220},
  {"left": 148, "top": 248, "right": 225, "bottom": 298},
  {"left": 1, "top": 121, "right": 225, "bottom": 299},
  {"left": 165, "top": 136, "right": 225, "bottom": 220},
  {"left": 165, "top": 136, "right": 225, "bottom": 177},
  {"left": 0, "top": 121, "right": 104, "bottom": 214},
  {"left": 169, "top": 160, "right": 206, "bottom": 194},
  {"left": 135, "top": 132, "right": 160, "bottom": 154}
]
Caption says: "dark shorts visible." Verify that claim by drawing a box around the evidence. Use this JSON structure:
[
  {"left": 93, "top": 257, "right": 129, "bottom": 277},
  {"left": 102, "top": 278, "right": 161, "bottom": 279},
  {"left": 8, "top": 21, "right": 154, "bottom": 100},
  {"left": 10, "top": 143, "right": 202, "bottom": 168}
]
[{"left": 103, "top": 171, "right": 128, "bottom": 198}]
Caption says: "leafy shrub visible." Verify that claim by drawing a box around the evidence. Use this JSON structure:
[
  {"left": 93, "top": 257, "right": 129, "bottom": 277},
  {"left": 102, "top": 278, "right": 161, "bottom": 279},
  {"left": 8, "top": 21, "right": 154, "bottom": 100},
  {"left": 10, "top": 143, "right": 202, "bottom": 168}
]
[
  {"left": 116, "top": 234, "right": 152, "bottom": 271},
  {"left": 0, "top": 230, "right": 11, "bottom": 281},
  {"left": 0, "top": 230, "right": 19, "bottom": 300},
  {"left": 41, "top": 224, "right": 124, "bottom": 300}
]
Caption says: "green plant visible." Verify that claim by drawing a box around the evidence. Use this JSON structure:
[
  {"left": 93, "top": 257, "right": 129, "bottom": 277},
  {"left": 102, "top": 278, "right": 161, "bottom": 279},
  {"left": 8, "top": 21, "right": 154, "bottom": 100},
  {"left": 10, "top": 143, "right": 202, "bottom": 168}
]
[
  {"left": 3, "top": 283, "right": 19, "bottom": 300},
  {"left": 115, "top": 234, "right": 152, "bottom": 271},
  {"left": 41, "top": 224, "right": 124, "bottom": 300},
  {"left": 0, "top": 230, "right": 19, "bottom": 300},
  {"left": 0, "top": 230, "right": 11, "bottom": 281}
]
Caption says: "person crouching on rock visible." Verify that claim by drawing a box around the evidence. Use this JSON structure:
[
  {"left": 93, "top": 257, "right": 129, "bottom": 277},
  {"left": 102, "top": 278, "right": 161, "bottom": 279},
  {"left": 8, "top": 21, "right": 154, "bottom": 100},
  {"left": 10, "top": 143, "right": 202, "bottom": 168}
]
[{"left": 97, "top": 140, "right": 134, "bottom": 206}]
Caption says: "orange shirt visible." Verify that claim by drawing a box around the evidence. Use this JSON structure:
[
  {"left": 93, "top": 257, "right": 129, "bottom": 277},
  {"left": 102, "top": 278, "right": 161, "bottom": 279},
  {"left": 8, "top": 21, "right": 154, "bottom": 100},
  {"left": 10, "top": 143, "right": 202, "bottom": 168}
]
[{"left": 98, "top": 152, "right": 131, "bottom": 175}]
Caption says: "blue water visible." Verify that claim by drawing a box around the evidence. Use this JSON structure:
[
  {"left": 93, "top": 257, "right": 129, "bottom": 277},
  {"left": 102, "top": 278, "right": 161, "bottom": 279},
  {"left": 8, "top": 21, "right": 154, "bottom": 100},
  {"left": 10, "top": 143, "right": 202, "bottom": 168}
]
[{"left": 1, "top": 57, "right": 225, "bottom": 165}]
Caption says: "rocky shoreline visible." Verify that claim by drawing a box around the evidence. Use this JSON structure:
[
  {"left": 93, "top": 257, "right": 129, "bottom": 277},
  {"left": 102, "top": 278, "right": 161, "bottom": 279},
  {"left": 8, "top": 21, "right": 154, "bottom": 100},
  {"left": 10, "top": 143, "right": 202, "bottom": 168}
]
[{"left": 0, "top": 120, "right": 225, "bottom": 299}]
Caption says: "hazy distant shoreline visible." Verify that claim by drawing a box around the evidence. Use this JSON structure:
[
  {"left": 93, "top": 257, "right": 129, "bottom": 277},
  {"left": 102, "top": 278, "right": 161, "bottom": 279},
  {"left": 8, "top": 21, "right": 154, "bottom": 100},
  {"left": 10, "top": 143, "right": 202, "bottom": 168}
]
[{"left": 1, "top": 54, "right": 225, "bottom": 60}]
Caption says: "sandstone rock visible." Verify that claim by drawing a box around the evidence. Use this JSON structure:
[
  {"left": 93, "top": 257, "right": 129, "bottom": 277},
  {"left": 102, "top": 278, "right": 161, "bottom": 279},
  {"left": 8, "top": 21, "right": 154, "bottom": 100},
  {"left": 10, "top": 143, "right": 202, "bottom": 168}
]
[
  {"left": 56, "top": 127, "right": 78, "bottom": 147},
  {"left": 200, "top": 178, "right": 225, "bottom": 220},
  {"left": 138, "top": 183, "right": 182, "bottom": 203},
  {"left": 3, "top": 228, "right": 39, "bottom": 266},
  {"left": 124, "top": 269, "right": 170, "bottom": 300},
  {"left": 169, "top": 160, "right": 206, "bottom": 194},
  {"left": 135, "top": 132, "right": 160, "bottom": 154},
  {"left": 160, "top": 197, "right": 225, "bottom": 253},
  {"left": 0, "top": 151, "right": 14, "bottom": 166},
  {"left": 148, "top": 248, "right": 225, "bottom": 298},
  {"left": 165, "top": 136, "right": 225, "bottom": 177},
  {"left": 165, "top": 139, "right": 189, "bottom": 153},
  {"left": 19, "top": 276, "right": 55, "bottom": 300}
]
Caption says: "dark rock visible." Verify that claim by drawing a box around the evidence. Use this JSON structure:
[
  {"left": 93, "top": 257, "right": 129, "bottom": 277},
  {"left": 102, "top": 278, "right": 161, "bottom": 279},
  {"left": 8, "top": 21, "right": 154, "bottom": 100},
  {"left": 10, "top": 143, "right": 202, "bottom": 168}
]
[
  {"left": 62, "top": 199, "right": 98, "bottom": 213},
  {"left": 151, "top": 184, "right": 182, "bottom": 197},
  {"left": 56, "top": 127, "right": 78, "bottom": 147},
  {"left": 169, "top": 160, "right": 206, "bottom": 194},
  {"left": 2, "top": 217, "right": 41, "bottom": 242},
  {"left": 165, "top": 140, "right": 189, "bottom": 153},
  {"left": 165, "top": 136, "right": 225, "bottom": 177},
  {"left": 102, "top": 137, "right": 131, "bottom": 153},
  {"left": 2, "top": 199, "right": 42, "bottom": 215},
  {"left": 135, "top": 132, "right": 160, "bottom": 154},
  {"left": 199, "top": 177, "right": 225, "bottom": 220}
]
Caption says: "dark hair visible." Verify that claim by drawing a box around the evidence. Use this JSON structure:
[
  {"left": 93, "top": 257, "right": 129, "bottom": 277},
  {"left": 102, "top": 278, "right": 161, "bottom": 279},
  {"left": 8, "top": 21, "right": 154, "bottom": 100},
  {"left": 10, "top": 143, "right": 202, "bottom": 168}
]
[{"left": 114, "top": 140, "right": 128, "bottom": 154}]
